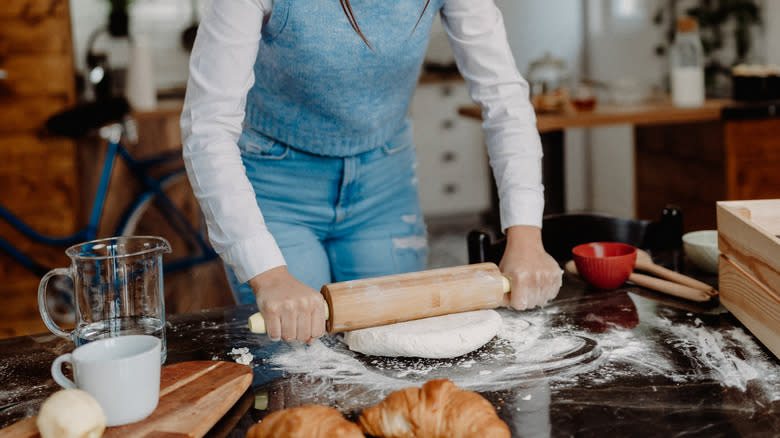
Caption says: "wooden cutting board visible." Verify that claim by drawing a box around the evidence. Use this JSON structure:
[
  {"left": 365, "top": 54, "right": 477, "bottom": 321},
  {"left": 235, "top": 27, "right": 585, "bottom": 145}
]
[{"left": 0, "top": 360, "right": 253, "bottom": 438}]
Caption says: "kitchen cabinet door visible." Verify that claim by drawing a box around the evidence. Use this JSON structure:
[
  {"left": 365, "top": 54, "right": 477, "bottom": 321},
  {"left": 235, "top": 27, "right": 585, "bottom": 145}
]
[{"left": 410, "top": 81, "right": 492, "bottom": 218}]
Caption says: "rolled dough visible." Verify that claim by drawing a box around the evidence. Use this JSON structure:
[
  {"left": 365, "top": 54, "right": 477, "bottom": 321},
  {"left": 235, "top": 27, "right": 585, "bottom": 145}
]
[{"left": 342, "top": 310, "right": 502, "bottom": 358}]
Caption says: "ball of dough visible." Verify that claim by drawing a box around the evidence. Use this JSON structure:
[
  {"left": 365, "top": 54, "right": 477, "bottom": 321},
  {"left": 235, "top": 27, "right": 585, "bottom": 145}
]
[{"left": 37, "top": 389, "right": 106, "bottom": 438}]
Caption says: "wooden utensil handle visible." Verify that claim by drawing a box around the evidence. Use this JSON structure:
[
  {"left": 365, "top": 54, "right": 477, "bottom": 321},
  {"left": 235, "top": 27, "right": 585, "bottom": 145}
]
[
  {"left": 248, "top": 301, "right": 330, "bottom": 334},
  {"left": 0, "top": 416, "right": 37, "bottom": 438},
  {"left": 636, "top": 261, "right": 716, "bottom": 294},
  {"left": 627, "top": 272, "right": 713, "bottom": 302},
  {"left": 565, "top": 261, "right": 713, "bottom": 302}
]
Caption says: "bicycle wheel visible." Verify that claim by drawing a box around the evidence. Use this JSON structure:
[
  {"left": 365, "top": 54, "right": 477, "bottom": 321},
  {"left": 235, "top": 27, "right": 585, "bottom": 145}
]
[{"left": 118, "top": 171, "right": 233, "bottom": 313}]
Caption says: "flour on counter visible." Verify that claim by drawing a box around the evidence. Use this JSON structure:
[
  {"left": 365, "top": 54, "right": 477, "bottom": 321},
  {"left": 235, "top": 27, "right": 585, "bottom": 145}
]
[
  {"left": 266, "top": 296, "right": 780, "bottom": 403},
  {"left": 268, "top": 311, "right": 601, "bottom": 395}
]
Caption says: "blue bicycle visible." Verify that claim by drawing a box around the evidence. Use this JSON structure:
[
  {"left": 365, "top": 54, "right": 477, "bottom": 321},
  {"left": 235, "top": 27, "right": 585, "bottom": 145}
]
[{"left": 0, "top": 97, "right": 219, "bottom": 314}]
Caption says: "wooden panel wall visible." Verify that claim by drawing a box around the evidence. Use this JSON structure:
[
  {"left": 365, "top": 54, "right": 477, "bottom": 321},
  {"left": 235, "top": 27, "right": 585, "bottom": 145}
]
[
  {"left": 635, "top": 121, "right": 725, "bottom": 231},
  {"left": 724, "top": 118, "right": 780, "bottom": 201},
  {"left": 636, "top": 117, "right": 780, "bottom": 233},
  {"left": 0, "top": 0, "right": 78, "bottom": 337}
]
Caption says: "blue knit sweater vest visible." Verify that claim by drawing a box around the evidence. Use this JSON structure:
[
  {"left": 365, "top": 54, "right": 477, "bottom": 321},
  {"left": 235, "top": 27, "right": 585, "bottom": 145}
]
[{"left": 244, "top": 0, "right": 445, "bottom": 157}]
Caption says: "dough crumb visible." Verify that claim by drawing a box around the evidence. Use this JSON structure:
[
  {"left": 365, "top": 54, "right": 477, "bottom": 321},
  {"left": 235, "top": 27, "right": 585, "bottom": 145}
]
[{"left": 230, "top": 347, "right": 253, "bottom": 365}]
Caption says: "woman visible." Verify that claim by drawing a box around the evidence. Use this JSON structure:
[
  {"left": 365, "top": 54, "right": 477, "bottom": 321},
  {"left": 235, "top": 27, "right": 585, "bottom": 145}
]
[{"left": 181, "top": 0, "right": 562, "bottom": 344}]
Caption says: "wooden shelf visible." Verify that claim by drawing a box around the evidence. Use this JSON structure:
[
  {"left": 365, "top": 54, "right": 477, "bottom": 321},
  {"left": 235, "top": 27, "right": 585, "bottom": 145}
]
[{"left": 458, "top": 99, "right": 730, "bottom": 132}]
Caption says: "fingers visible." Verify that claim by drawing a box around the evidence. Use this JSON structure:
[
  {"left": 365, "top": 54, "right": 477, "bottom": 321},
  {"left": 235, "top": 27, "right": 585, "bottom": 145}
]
[
  {"left": 279, "top": 302, "right": 299, "bottom": 343},
  {"left": 252, "top": 269, "right": 327, "bottom": 344},
  {"left": 311, "top": 302, "right": 326, "bottom": 339},
  {"left": 265, "top": 313, "right": 282, "bottom": 342},
  {"left": 295, "top": 305, "right": 312, "bottom": 343},
  {"left": 265, "top": 298, "right": 324, "bottom": 343},
  {"left": 507, "top": 263, "right": 563, "bottom": 310}
]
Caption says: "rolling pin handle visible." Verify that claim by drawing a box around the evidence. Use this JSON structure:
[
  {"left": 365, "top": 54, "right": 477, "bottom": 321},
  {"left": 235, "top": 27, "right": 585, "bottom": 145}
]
[
  {"left": 502, "top": 276, "right": 511, "bottom": 293},
  {"left": 248, "top": 300, "right": 330, "bottom": 334}
]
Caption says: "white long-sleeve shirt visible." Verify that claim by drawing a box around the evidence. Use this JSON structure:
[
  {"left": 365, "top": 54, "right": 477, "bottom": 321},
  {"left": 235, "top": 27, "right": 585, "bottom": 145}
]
[{"left": 181, "top": 0, "right": 544, "bottom": 284}]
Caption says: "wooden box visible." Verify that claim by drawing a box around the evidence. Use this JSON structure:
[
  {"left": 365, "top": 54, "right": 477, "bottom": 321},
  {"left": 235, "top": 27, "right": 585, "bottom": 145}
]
[{"left": 716, "top": 199, "right": 780, "bottom": 358}]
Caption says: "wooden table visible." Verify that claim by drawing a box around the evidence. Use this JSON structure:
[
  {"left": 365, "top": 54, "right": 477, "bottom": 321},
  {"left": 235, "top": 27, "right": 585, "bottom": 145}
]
[
  {"left": 459, "top": 99, "right": 780, "bottom": 231},
  {"left": 1, "top": 257, "right": 778, "bottom": 437}
]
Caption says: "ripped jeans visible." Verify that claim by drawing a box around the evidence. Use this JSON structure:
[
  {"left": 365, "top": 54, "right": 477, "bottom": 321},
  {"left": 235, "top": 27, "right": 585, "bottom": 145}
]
[{"left": 226, "top": 127, "right": 429, "bottom": 304}]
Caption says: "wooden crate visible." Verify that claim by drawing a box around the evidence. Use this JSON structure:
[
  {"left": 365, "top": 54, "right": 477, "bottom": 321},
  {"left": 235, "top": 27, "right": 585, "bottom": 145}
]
[{"left": 716, "top": 199, "right": 780, "bottom": 358}]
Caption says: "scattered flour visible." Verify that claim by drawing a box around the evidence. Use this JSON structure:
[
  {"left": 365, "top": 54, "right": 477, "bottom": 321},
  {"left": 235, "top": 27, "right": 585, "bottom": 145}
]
[
  {"left": 268, "top": 311, "right": 601, "bottom": 395},
  {"left": 264, "top": 297, "right": 780, "bottom": 404}
]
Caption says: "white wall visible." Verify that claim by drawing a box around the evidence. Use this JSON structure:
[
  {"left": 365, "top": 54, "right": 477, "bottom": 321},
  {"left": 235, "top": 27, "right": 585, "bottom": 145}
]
[
  {"left": 766, "top": 1, "right": 780, "bottom": 65},
  {"left": 70, "top": 0, "right": 204, "bottom": 92},
  {"left": 494, "top": 0, "right": 667, "bottom": 217},
  {"left": 493, "top": 0, "right": 589, "bottom": 213},
  {"left": 500, "top": 0, "right": 775, "bottom": 219},
  {"left": 494, "top": 0, "right": 584, "bottom": 79},
  {"left": 582, "top": 0, "right": 666, "bottom": 218}
]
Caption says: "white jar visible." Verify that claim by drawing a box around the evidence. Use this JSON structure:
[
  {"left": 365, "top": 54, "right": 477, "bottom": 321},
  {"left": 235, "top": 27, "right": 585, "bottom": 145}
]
[{"left": 669, "top": 16, "right": 705, "bottom": 107}]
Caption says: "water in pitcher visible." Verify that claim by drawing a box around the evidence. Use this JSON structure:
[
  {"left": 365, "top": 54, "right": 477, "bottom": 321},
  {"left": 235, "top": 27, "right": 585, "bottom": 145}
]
[{"left": 76, "top": 316, "right": 166, "bottom": 363}]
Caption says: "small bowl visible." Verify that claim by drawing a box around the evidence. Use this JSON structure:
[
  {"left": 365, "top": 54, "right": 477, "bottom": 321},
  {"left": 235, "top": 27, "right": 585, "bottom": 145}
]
[
  {"left": 682, "top": 230, "right": 720, "bottom": 274},
  {"left": 572, "top": 242, "right": 637, "bottom": 290}
]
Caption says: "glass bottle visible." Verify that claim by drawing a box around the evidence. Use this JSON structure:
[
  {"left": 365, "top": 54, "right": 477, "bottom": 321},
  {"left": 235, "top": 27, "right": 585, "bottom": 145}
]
[{"left": 669, "top": 16, "right": 705, "bottom": 107}]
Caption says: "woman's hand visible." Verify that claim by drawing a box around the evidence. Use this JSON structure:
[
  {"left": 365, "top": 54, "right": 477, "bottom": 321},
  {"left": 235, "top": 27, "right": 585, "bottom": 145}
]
[
  {"left": 499, "top": 225, "right": 563, "bottom": 310},
  {"left": 248, "top": 266, "right": 327, "bottom": 343}
]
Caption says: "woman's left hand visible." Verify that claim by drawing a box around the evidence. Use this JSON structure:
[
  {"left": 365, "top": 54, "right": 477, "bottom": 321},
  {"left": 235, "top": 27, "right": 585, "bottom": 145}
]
[{"left": 499, "top": 225, "right": 563, "bottom": 310}]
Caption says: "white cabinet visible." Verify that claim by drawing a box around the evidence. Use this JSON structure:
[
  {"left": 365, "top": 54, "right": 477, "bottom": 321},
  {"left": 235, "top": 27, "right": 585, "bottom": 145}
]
[{"left": 410, "top": 81, "right": 492, "bottom": 218}]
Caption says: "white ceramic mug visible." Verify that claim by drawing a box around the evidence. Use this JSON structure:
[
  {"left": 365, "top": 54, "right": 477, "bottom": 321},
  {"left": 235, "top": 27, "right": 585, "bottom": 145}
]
[{"left": 51, "top": 335, "right": 162, "bottom": 427}]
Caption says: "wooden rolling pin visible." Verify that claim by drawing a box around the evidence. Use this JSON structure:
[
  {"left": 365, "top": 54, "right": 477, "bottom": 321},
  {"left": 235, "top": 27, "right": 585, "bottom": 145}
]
[
  {"left": 248, "top": 263, "right": 511, "bottom": 334},
  {"left": 564, "top": 260, "right": 716, "bottom": 302}
]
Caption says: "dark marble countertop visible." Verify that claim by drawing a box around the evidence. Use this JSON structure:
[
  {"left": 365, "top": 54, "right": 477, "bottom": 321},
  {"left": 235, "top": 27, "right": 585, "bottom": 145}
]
[{"left": 1, "top": 267, "right": 778, "bottom": 437}]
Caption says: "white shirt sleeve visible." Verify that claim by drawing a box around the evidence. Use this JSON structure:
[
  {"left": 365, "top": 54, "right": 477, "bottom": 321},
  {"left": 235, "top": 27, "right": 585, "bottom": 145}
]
[
  {"left": 440, "top": 0, "right": 545, "bottom": 230},
  {"left": 180, "top": 0, "right": 285, "bottom": 284}
]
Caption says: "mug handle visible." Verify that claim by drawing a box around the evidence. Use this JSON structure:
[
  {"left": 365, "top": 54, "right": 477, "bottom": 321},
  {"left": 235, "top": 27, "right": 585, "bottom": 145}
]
[
  {"left": 37, "top": 268, "right": 74, "bottom": 339},
  {"left": 51, "top": 353, "right": 77, "bottom": 389}
]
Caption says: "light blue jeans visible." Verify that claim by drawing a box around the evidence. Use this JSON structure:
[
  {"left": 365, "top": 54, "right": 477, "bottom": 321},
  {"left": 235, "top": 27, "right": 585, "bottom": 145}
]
[{"left": 226, "top": 127, "right": 429, "bottom": 304}]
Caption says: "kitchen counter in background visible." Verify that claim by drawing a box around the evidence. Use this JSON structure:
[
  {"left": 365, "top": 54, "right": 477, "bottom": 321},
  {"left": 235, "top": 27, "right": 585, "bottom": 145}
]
[
  {"left": 458, "top": 99, "right": 730, "bottom": 133},
  {"left": 1, "top": 263, "right": 778, "bottom": 437},
  {"left": 460, "top": 99, "right": 780, "bottom": 232}
]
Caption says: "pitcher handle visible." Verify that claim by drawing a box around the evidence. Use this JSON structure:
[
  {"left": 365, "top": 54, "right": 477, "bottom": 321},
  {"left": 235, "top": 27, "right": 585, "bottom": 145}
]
[{"left": 38, "top": 268, "right": 74, "bottom": 339}]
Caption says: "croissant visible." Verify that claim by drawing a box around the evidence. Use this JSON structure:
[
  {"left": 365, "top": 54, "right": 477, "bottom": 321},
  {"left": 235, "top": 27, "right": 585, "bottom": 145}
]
[
  {"left": 358, "top": 379, "right": 510, "bottom": 438},
  {"left": 245, "top": 405, "right": 364, "bottom": 438}
]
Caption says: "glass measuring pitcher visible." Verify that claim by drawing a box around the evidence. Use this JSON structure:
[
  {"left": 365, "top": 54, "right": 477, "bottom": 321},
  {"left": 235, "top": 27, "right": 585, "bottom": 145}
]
[{"left": 38, "top": 236, "right": 171, "bottom": 362}]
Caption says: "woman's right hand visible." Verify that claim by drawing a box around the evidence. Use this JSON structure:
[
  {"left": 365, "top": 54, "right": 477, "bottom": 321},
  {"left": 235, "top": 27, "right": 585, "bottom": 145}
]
[{"left": 248, "top": 266, "right": 326, "bottom": 343}]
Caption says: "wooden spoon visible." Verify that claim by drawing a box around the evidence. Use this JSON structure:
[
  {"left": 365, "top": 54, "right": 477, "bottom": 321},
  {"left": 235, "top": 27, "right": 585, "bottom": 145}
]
[
  {"left": 634, "top": 249, "right": 718, "bottom": 296},
  {"left": 565, "top": 260, "right": 715, "bottom": 303}
]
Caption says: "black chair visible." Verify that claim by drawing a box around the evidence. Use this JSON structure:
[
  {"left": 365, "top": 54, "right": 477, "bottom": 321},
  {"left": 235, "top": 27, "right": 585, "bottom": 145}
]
[{"left": 467, "top": 206, "right": 683, "bottom": 265}]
